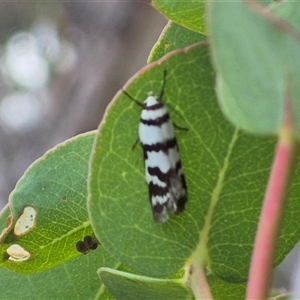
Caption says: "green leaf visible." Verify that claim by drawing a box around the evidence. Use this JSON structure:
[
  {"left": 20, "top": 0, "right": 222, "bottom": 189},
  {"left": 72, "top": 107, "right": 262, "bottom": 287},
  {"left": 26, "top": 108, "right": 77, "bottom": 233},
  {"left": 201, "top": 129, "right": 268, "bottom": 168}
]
[
  {"left": 208, "top": 273, "right": 246, "bottom": 300},
  {"left": 99, "top": 268, "right": 191, "bottom": 300},
  {"left": 272, "top": 0, "right": 300, "bottom": 31},
  {"left": 89, "top": 43, "right": 211, "bottom": 278},
  {"left": 208, "top": 1, "right": 285, "bottom": 134},
  {"left": 152, "top": 0, "right": 205, "bottom": 33},
  {"left": 271, "top": 1, "right": 300, "bottom": 139},
  {"left": 0, "top": 131, "right": 98, "bottom": 273},
  {"left": 149, "top": 21, "right": 207, "bottom": 63},
  {"left": 89, "top": 39, "right": 300, "bottom": 284},
  {"left": 0, "top": 250, "right": 116, "bottom": 300},
  {"left": 0, "top": 205, "right": 13, "bottom": 243},
  {"left": 208, "top": 1, "right": 300, "bottom": 138}
]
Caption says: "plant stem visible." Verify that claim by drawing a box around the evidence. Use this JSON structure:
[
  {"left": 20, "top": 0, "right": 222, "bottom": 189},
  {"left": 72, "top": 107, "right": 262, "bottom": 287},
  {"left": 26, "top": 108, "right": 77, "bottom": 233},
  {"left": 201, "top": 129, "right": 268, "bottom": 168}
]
[
  {"left": 189, "top": 265, "right": 213, "bottom": 300},
  {"left": 246, "top": 101, "right": 296, "bottom": 299}
]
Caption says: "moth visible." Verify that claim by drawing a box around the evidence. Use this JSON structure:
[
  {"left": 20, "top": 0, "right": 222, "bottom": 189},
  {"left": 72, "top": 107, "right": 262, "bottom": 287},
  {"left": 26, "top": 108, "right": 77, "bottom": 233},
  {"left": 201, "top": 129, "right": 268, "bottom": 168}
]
[{"left": 123, "top": 70, "right": 187, "bottom": 223}]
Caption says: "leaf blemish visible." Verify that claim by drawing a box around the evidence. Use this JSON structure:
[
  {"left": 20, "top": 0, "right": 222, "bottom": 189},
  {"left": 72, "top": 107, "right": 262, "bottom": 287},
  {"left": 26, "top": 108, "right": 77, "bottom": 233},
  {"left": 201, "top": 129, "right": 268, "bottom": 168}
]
[{"left": 14, "top": 206, "right": 37, "bottom": 236}]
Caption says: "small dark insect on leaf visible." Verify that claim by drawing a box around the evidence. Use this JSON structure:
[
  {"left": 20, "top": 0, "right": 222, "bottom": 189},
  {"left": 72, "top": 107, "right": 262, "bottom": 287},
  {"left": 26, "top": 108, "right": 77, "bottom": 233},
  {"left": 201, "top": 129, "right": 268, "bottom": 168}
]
[
  {"left": 76, "top": 234, "right": 101, "bottom": 254},
  {"left": 83, "top": 235, "right": 94, "bottom": 248},
  {"left": 90, "top": 234, "right": 101, "bottom": 246},
  {"left": 76, "top": 240, "right": 89, "bottom": 254},
  {"left": 89, "top": 243, "right": 98, "bottom": 250}
]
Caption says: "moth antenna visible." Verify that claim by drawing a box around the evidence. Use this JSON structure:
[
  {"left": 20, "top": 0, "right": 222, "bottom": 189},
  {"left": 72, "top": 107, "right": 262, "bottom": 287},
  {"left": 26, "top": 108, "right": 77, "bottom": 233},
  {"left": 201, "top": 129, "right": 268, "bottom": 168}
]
[
  {"left": 158, "top": 70, "right": 167, "bottom": 101},
  {"left": 122, "top": 89, "right": 144, "bottom": 108}
]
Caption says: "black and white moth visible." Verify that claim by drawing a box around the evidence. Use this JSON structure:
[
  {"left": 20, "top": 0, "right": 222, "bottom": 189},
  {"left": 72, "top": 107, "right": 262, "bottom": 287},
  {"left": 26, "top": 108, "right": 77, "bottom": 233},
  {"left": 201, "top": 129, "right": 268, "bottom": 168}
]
[{"left": 123, "top": 71, "right": 187, "bottom": 223}]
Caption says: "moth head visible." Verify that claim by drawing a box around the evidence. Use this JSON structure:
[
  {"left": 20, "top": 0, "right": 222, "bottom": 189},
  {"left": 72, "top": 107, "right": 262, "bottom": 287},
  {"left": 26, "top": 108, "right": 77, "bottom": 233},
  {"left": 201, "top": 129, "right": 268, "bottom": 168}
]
[{"left": 144, "top": 93, "right": 159, "bottom": 107}]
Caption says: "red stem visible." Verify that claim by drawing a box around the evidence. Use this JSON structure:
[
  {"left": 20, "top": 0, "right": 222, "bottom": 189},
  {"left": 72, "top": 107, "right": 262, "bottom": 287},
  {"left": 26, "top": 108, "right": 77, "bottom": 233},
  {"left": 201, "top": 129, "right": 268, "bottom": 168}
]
[
  {"left": 189, "top": 265, "right": 213, "bottom": 300},
  {"left": 246, "top": 102, "right": 296, "bottom": 299}
]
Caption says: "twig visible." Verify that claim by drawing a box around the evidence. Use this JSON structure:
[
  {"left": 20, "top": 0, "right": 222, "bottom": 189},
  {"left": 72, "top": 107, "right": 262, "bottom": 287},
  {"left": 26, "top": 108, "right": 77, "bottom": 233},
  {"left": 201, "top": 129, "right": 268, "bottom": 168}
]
[{"left": 246, "top": 98, "right": 297, "bottom": 299}]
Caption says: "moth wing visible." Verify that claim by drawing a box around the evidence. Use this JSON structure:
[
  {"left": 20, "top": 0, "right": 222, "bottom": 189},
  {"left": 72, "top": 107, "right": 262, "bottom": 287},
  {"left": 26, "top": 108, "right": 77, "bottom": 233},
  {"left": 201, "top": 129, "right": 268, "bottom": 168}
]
[{"left": 169, "top": 170, "right": 187, "bottom": 214}]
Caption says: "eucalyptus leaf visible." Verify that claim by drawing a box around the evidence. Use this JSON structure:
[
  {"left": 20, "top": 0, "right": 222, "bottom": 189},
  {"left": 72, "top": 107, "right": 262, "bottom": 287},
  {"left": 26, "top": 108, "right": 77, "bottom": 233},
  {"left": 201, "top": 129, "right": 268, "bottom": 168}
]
[
  {"left": 99, "top": 268, "right": 191, "bottom": 300},
  {"left": 208, "top": 1, "right": 285, "bottom": 134},
  {"left": 149, "top": 21, "right": 206, "bottom": 63},
  {"left": 208, "top": 273, "right": 246, "bottom": 300},
  {"left": 271, "top": 1, "right": 300, "bottom": 139},
  {"left": 0, "top": 132, "right": 97, "bottom": 273},
  {"left": 152, "top": 0, "right": 205, "bottom": 33},
  {"left": 0, "top": 250, "right": 116, "bottom": 300},
  {"left": 88, "top": 41, "right": 300, "bottom": 283}
]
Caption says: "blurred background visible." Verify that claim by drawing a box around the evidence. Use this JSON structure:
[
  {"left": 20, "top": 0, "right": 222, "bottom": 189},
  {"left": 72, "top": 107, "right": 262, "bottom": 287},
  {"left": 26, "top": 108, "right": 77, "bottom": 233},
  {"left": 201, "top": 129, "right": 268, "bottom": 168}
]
[{"left": 0, "top": 1, "right": 167, "bottom": 209}]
